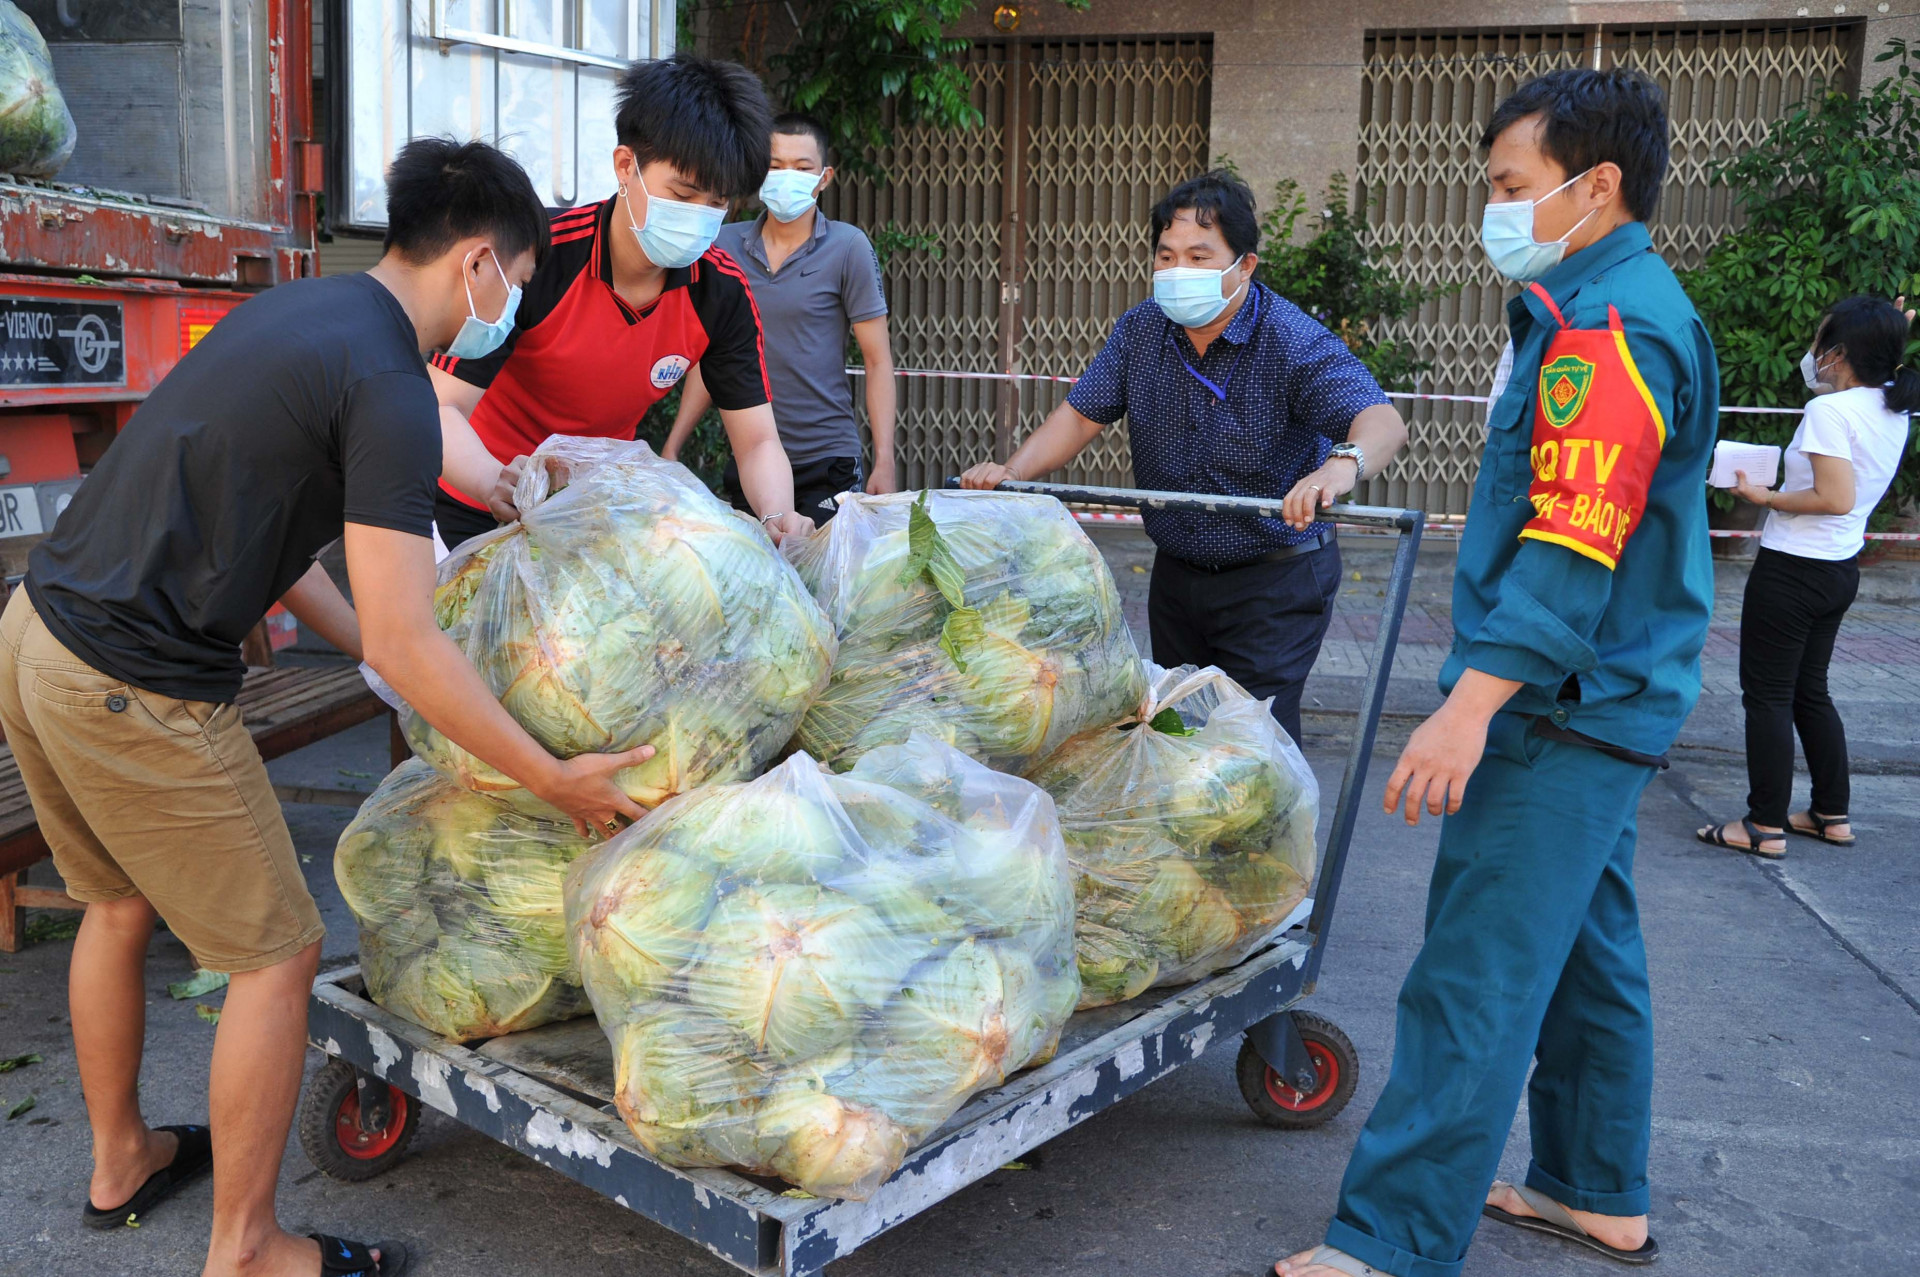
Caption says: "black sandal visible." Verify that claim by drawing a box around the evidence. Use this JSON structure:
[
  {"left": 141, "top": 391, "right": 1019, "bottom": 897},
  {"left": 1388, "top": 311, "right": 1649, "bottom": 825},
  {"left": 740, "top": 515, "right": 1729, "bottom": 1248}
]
[
  {"left": 81, "top": 1123, "right": 213, "bottom": 1230},
  {"left": 1696, "top": 817, "right": 1786, "bottom": 859},
  {"left": 1483, "top": 1182, "right": 1659, "bottom": 1266},
  {"left": 310, "top": 1234, "right": 410, "bottom": 1277},
  {"left": 1789, "top": 811, "right": 1856, "bottom": 847}
]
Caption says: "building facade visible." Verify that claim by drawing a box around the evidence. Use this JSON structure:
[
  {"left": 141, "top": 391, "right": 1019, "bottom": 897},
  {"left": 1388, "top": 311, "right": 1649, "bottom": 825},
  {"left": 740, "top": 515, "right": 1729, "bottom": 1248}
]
[{"left": 787, "top": 5, "right": 1914, "bottom": 511}]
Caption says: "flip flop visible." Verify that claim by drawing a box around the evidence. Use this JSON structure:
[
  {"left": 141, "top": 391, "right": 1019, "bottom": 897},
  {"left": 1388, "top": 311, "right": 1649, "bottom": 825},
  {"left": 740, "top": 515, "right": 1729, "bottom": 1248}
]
[
  {"left": 1482, "top": 1181, "right": 1660, "bottom": 1266},
  {"left": 1788, "top": 811, "right": 1856, "bottom": 847},
  {"left": 1695, "top": 817, "right": 1786, "bottom": 859},
  {"left": 81, "top": 1123, "right": 213, "bottom": 1230},
  {"left": 310, "top": 1234, "right": 410, "bottom": 1277},
  {"left": 1275, "top": 1245, "right": 1399, "bottom": 1276}
]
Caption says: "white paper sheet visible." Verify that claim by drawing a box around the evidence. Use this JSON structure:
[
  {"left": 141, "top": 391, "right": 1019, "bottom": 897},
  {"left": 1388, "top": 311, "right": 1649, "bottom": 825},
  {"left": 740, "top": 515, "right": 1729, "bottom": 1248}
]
[{"left": 1708, "top": 440, "right": 1781, "bottom": 489}]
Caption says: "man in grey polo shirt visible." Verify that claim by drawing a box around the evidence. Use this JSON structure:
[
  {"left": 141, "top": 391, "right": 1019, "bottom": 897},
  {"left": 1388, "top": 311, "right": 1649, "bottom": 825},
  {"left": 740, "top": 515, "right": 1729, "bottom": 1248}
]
[{"left": 664, "top": 113, "right": 898, "bottom": 520}]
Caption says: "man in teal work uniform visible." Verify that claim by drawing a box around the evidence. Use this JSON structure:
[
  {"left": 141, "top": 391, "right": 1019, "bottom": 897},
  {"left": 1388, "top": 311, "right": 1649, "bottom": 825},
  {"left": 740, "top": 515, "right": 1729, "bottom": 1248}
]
[{"left": 1278, "top": 69, "right": 1717, "bottom": 1277}]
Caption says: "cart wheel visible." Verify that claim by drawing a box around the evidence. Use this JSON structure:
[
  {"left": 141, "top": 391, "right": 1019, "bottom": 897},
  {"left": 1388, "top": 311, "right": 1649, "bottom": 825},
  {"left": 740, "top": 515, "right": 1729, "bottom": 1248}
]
[
  {"left": 1236, "top": 1012, "right": 1358, "bottom": 1129},
  {"left": 298, "top": 1058, "right": 419, "bottom": 1181}
]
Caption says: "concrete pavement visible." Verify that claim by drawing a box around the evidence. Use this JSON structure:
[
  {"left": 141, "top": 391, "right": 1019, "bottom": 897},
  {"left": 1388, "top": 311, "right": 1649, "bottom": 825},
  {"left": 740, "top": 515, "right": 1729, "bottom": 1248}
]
[{"left": 1, "top": 533, "right": 1916, "bottom": 1277}]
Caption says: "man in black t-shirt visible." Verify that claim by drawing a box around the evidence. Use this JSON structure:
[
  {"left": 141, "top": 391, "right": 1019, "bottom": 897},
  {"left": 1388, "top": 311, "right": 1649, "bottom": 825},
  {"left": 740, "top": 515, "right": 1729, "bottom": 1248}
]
[{"left": 0, "top": 140, "right": 650, "bottom": 1277}]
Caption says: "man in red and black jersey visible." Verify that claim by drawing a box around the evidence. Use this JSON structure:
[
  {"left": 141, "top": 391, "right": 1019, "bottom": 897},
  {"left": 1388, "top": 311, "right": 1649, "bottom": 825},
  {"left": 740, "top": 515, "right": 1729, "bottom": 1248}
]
[{"left": 433, "top": 54, "right": 814, "bottom": 546}]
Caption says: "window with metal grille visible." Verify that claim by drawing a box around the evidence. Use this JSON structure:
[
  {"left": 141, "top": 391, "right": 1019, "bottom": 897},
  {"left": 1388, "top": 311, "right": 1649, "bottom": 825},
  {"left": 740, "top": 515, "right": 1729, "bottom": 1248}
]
[
  {"left": 830, "top": 38, "right": 1213, "bottom": 490},
  {"left": 1354, "top": 21, "right": 1862, "bottom": 515}
]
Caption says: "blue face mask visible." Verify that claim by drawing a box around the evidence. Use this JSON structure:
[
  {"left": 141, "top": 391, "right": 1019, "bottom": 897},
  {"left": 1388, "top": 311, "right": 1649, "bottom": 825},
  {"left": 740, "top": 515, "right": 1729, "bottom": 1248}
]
[
  {"left": 624, "top": 177, "right": 725, "bottom": 269},
  {"left": 760, "top": 168, "right": 824, "bottom": 223},
  {"left": 1479, "top": 169, "right": 1597, "bottom": 283},
  {"left": 445, "top": 249, "right": 521, "bottom": 360},
  {"left": 1153, "top": 259, "right": 1247, "bottom": 329}
]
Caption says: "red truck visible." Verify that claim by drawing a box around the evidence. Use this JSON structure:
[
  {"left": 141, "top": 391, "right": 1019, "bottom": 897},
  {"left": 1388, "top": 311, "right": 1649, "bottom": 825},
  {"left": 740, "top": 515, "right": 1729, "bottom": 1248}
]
[{"left": 0, "top": 1, "right": 318, "bottom": 632}]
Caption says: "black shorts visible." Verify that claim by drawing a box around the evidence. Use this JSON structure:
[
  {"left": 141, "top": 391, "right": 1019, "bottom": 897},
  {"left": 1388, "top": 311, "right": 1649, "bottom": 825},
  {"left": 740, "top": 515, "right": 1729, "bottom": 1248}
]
[{"left": 723, "top": 454, "right": 863, "bottom": 525}]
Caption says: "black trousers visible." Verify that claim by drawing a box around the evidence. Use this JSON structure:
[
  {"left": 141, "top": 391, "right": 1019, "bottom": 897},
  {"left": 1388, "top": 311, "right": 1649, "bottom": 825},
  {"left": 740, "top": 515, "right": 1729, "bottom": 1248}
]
[
  {"left": 723, "top": 454, "right": 862, "bottom": 525},
  {"left": 1148, "top": 540, "right": 1342, "bottom": 746},
  {"left": 1740, "top": 545, "right": 1860, "bottom": 827}
]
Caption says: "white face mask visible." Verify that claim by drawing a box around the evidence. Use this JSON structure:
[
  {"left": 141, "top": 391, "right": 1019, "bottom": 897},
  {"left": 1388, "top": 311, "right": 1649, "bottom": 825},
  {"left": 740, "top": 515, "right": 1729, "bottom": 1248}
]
[
  {"left": 1801, "top": 348, "right": 1841, "bottom": 394},
  {"left": 1479, "top": 169, "right": 1598, "bottom": 283},
  {"left": 1153, "top": 260, "right": 1247, "bottom": 329}
]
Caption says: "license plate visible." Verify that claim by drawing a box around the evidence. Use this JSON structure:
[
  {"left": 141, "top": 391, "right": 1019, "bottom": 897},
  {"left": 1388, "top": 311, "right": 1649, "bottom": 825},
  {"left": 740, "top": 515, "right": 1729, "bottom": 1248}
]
[{"left": 0, "top": 485, "right": 46, "bottom": 537}]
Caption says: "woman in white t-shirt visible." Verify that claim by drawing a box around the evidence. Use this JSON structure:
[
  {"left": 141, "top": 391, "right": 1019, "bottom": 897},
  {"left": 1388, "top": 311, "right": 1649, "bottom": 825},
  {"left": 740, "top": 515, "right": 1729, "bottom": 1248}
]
[{"left": 1698, "top": 295, "right": 1915, "bottom": 858}]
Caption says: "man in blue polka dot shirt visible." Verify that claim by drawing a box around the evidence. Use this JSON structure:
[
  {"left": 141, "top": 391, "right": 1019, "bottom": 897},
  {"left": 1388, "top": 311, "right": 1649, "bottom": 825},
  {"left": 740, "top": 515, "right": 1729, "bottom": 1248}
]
[{"left": 962, "top": 170, "right": 1408, "bottom": 741}]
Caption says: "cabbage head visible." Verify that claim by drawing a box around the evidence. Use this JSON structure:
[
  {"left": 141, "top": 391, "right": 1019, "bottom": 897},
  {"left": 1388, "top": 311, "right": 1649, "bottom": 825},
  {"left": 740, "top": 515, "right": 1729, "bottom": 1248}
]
[
  {"left": 755, "top": 1070, "right": 911, "bottom": 1201},
  {"left": 1074, "top": 921, "right": 1159, "bottom": 1009},
  {"left": 683, "top": 885, "right": 916, "bottom": 1062},
  {"left": 611, "top": 1008, "right": 770, "bottom": 1169},
  {"left": 884, "top": 940, "right": 1020, "bottom": 1096},
  {"left": 569, "top": 848, "right": 717, "bottom": 1010}
]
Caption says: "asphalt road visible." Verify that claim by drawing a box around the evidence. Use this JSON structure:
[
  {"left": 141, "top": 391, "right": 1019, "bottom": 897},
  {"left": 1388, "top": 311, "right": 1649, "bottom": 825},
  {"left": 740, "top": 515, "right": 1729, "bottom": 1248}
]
[{"left": 2, "top": 537, "right": 1916, "bottom": 1277}]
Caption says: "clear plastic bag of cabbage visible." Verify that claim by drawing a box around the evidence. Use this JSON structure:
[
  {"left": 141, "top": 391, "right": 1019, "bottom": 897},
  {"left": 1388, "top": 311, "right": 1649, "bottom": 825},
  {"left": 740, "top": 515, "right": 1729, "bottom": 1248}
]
[
  {"left": 0, "top": 3, "right": 75, "bottom": 179},
  {"left": 563, "top": 735, "right": 1079, "bottom": 1199},
  {"left": 404, "top": 435, "right": 836, "bottom": 813},
  {"left": 782, "top": 490, "right": 1145, "bottom": 773},
  {"left": 335, "top": 760, "right": 596, "bottom": 1040},
  {"left": 1025, "top": 664, "right": 1319, "bottom": 1009}
]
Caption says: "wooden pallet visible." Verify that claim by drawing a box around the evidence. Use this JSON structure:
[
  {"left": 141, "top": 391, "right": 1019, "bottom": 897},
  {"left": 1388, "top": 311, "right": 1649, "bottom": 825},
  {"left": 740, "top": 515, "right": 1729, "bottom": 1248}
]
[{"left": 0, "top": 661, "right": 402, "bottom": 952}]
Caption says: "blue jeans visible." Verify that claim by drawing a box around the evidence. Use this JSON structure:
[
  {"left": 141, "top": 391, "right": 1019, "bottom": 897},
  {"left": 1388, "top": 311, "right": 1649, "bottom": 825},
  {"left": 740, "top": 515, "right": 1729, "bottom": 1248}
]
[{"left": 1327, "top": 713, "right": 1657, "bottom": 1277}]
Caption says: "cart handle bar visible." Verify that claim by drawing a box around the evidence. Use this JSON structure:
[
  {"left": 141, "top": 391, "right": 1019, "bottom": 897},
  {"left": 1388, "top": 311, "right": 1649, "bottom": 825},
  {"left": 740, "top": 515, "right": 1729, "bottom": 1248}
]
[
  {"left": 948, "top": 478, "right": 1420, "bottom": 532},
  {"left": 943, "top": 477, "right": 1423, "bottom": 992}
]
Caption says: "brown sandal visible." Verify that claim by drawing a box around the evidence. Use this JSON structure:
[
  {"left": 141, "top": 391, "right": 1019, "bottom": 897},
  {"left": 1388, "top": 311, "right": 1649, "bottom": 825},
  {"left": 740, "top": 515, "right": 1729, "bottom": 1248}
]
[
  {"left": 1788, "top": 811, "right": 1856, "bottom": 847},
  {"left": 1696, "top": 817, "right": 1786, "bottom": 859}
]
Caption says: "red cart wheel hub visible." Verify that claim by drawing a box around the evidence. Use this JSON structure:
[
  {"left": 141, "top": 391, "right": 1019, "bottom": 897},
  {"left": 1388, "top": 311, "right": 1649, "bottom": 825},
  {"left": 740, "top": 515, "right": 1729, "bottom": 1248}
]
[
  {"left": 1264, "top": 1041, "right": 1339, "bottom": 1111},
  {"left": 334, "top": 1087, "right": 410, "bottom": 1159}
]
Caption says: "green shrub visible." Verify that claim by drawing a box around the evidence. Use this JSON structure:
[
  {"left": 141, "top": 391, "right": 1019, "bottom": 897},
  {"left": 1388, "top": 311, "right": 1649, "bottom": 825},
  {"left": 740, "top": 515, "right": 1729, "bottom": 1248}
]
[
  {"left": 1681, "top": 38, "right": 1920, "bottom": 519},
  {"left": 1254, "top": 173, "right": 1454, "bottom": 392}
]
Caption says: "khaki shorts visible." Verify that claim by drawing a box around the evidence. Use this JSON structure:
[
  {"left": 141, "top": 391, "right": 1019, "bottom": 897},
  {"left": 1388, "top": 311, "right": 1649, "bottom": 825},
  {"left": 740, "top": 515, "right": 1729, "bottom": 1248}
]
[{"left": 0, "top": 589, "right": 323, "bottom": 972}]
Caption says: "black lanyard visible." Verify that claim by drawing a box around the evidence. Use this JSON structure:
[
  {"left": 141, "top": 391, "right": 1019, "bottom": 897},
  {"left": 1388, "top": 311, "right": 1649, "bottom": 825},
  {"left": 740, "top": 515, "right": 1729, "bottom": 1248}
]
[{"left": 1171, "top": 287, "right": 1258, "bottom": 402}]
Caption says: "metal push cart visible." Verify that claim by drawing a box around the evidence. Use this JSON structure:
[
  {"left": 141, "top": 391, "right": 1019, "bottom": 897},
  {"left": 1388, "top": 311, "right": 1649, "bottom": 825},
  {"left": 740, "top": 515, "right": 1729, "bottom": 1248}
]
[{"left": 299, "top": 488, "right": 1425, "bottom": 1277}]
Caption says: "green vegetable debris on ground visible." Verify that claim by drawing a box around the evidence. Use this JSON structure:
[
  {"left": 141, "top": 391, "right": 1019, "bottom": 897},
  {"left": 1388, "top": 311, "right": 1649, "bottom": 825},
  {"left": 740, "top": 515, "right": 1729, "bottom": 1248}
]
[
  {"left": 784, "top": 490, "right": 1145, "bottom": 774},
  {"left": 1027, "top": 665, "right": 1320, "bottom": 1008},
  {"left": 0, "top": 1053, "right": 40, "bottom": 1072},
  {"left": 167, "top": 969, "right": 229, "bottom": 1000},
  {"left": 336, "top": 760, "right": 597, "bottom": 1041},
  {"left": 564, "top": 736, "right": 1079, "bottom": 1199},
  {"left": 405, "top": 435, "right": 836, "bottom": 813}
]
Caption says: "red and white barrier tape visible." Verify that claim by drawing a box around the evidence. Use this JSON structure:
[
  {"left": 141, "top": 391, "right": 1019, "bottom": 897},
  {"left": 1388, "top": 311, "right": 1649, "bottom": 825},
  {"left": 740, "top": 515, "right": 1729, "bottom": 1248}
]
[
  {"left": 1065, "top": 509, "right": 1920, "bottom": 540},
  {"left": 843, "top": 366, "right": 1913, "bottom": 540},
  {"left": 847, "top": 366, "right": 1804, "bottom": 414}
]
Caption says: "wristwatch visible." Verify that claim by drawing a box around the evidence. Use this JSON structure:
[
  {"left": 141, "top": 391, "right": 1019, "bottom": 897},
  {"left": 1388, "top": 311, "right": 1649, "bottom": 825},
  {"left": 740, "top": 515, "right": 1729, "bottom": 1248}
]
[{"left": 1328, "top": 441, "right": 1367, "bottom": 481}]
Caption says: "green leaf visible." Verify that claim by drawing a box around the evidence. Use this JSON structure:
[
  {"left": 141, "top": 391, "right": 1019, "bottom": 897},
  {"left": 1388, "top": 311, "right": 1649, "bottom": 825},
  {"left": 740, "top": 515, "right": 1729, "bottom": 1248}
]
[
  {"left": 899, "top": 491, "right": 967, "bottom": 610},
  {"left": 0, "top": 1054, "right": 41, "bottom": 1073},
  {"left": 7, "top": 1095, "right": 34, "bottom": 1119},
  {"left": 168, "top": 969, "right": 230, "bottom": 1000},
  {"left": 938, "top": 605, "right": 985, "bottom": 671},
  {"left": 1146, "top": 707, "right": 1197, "bottom": 737},
  {"left": 195, "top": 1004, "right": 222, "bottom": 1026}
]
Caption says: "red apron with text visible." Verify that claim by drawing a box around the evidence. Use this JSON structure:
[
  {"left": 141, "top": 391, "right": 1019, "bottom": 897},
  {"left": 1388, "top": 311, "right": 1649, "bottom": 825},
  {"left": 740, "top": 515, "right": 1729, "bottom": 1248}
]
[{"left": 1518, "top": 282, "right": 1666, "bottom": 570}]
